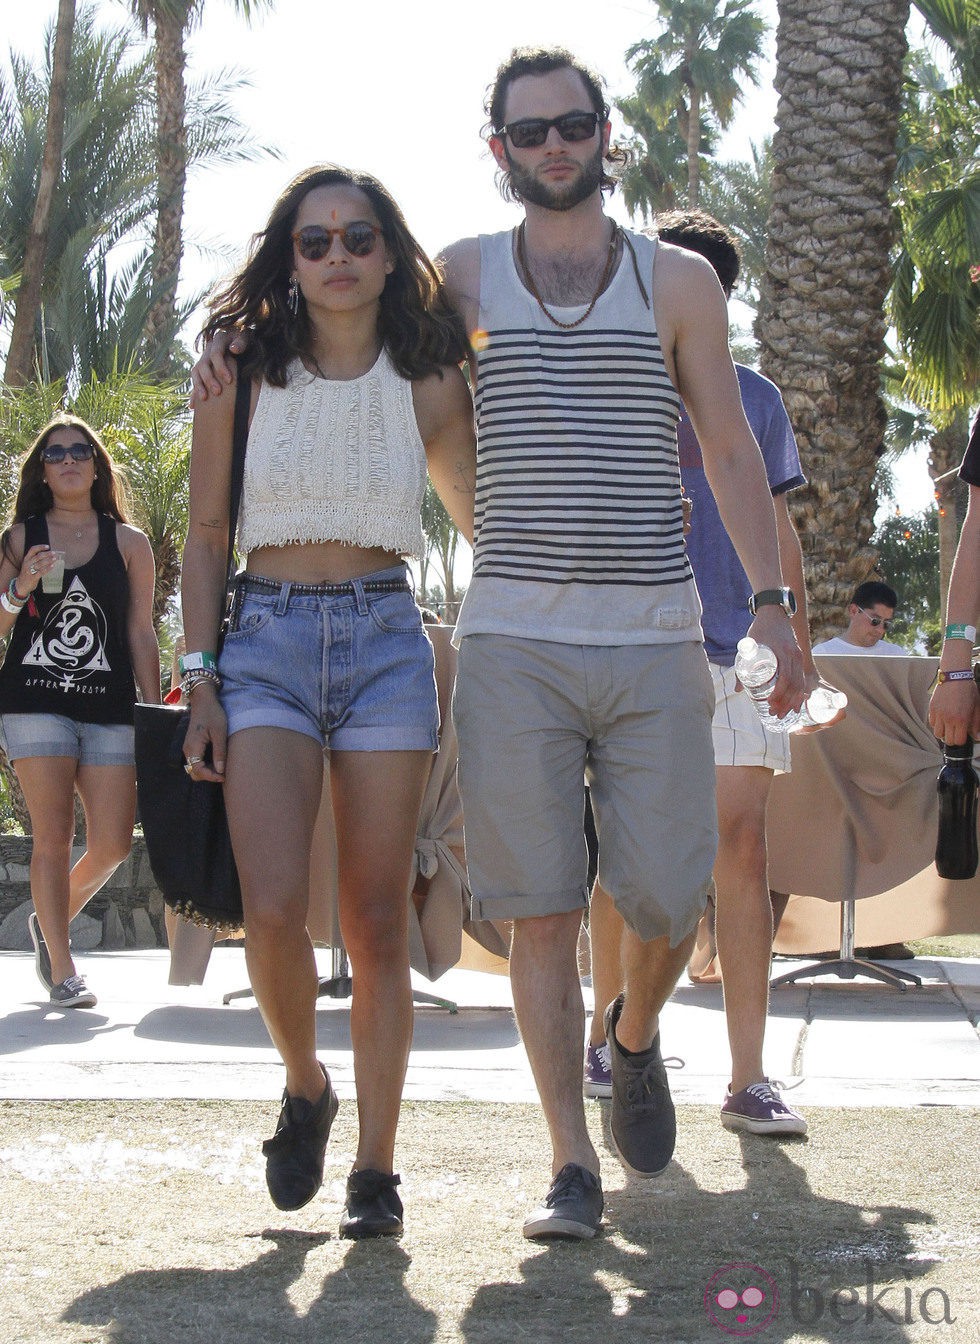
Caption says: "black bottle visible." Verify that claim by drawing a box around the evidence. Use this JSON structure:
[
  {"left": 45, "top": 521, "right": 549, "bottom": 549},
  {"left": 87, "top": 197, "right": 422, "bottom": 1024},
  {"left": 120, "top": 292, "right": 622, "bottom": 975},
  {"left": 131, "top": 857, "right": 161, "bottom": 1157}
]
[{"left": 935, "top": 739, "right": 979, "bottom": 880}]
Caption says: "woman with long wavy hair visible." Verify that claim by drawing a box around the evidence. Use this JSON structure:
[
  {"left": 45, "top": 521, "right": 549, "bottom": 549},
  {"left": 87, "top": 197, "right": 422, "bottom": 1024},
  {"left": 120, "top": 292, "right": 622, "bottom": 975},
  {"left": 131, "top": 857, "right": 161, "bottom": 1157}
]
[
  {"left": 0, "top": 416, "right": 160, "bottom": 1009},
  {"left": 181, "top": 164, "right": 475, "bottom": 1238}
]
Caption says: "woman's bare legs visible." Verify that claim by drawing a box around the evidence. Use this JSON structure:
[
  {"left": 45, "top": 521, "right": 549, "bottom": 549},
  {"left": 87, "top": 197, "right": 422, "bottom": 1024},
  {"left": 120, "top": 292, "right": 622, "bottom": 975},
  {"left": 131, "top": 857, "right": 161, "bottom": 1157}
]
[
  {"left": 15, "top": 755, "right": 79, "bottom": 985},
  {"left": 330, "top": 749, "right": 429, "bottom": 1173},
  {"left": 72, "top": 762, "right": 137, "bottom": 911},
  {"left": 18, "top": 756, "right": 137, "bottom": 986},
  {"left": 224, "top": 726, "right": 326, "bottom": 1105}
]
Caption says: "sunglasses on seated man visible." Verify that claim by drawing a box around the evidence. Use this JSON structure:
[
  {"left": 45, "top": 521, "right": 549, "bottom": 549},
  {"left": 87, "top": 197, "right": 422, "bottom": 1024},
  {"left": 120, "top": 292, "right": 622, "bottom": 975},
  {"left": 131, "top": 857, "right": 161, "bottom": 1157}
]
[
  {"left": 497, "top": 110, "right": 603, "bottom": 149},
  {"left": 40, "top": 441, "right": 95, "bottom": 464},
  {"left": 291, "top": 221, "right": 383, "bottom": 261},
  {"left": 857, "top": 605, "right": 893, "bottom": 630}
]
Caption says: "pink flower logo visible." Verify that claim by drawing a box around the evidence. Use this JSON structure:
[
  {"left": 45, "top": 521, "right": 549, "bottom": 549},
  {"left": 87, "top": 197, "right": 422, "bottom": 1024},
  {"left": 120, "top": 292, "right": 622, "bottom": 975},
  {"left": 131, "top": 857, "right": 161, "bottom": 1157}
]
[{"left": 704, "top": 1263, "right": 780, "bottom": 1335}]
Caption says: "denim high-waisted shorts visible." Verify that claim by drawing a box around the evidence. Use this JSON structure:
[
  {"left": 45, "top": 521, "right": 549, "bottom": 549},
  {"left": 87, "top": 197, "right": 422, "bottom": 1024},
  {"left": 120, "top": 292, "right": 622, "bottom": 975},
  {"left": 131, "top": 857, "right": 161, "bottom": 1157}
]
[
  {"left": 0, "top": 713, "right": 135, "bottom": 766},
  {"left": 219, "top": 564, "right": 438, "bottom": 752}
]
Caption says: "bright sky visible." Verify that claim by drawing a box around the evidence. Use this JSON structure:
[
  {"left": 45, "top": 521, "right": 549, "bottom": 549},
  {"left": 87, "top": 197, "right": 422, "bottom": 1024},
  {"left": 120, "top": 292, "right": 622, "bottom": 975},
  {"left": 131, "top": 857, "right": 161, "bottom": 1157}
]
[
  {"left": 2, "top": 0, "right": 781, "bottom": 296},
  {"left": 5, "top": 0, "right": 934, "bottom": 519}
]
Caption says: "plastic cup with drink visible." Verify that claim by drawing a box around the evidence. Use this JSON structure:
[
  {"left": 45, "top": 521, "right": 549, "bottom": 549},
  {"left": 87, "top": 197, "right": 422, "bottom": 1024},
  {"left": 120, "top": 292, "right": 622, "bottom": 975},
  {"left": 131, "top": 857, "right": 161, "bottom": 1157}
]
[{"left": 41, "top": 550, "right": 66, "bottom": 594}]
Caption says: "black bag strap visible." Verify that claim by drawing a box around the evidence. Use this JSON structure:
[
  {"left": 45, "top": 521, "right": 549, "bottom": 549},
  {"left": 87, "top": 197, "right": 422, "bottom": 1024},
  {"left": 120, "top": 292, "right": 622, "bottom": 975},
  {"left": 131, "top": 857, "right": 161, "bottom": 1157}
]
[{"left": 226, "top": 357, "right": 251, "bottom": 588}]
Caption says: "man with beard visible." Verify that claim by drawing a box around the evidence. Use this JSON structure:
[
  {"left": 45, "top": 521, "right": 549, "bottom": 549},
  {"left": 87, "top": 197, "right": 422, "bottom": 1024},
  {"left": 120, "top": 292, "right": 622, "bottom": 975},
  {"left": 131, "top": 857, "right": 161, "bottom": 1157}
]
[
  {"left": 440, "top": 48, "right": 803, "bottom": 1240},
  {"left": 189, "top": 47, "right": 804, "bottom": 1242}
]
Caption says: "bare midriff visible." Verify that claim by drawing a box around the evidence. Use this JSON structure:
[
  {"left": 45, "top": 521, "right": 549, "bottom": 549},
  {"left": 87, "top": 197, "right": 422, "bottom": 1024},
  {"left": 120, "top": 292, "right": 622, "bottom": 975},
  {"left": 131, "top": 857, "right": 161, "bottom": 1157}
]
[{"left": 244, "top": 540, "right": 403, "bottom": 585}]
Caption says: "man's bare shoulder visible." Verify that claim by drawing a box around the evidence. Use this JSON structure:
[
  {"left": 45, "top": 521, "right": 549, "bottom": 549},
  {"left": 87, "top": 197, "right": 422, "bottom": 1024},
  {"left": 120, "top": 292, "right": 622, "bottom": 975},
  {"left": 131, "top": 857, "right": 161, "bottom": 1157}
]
[
  {"left": 438, "top": 234, "right": 481, "bottom": 272},
  {"left": 654, "top": 239, "right": 724, "bottom": 301},
  {"left": 436, "top": 236, "right": 481, "bottom": 332}
]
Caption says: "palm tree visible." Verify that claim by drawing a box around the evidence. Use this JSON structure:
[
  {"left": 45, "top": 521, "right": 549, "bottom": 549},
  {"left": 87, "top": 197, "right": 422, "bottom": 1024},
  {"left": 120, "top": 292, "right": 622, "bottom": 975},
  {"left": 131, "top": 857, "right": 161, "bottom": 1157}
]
[
  {"left": 2, "top": 10, "right": 158, "bottom": 381},
  {"left": 2, "top": 7, "right": 274, "bottom": 382},
  {"left": 3, "top": 0, "right": 76, "bottom": 386},
  {"left": 625, "top": 0, "right": 768, "bottom": 206},
  {"left": 888, "top": 4, "right": 980, "bottom": 617},
  {"left": 420, "top": 484, "right": 464, "bottom": 619},
  {"left": 123, "top": 0, "right": 274, "bottom": 372},
  {"left": 615, "top": 93, "right": 698, "bottom": 221},
  {"left": 699, "top": 138, "right": 772, "bottom": 304},
  {"left": 756, "top": 0, "right": 912, "bottom": 639},
  {"left": 891, "top": 52, "right": 980, "bottom": 416}
]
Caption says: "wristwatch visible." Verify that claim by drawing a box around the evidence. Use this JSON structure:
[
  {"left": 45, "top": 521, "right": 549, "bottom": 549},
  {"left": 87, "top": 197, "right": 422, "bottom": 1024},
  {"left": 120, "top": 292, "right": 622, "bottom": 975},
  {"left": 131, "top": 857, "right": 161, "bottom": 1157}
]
[{"left": 748, "top": 587, "right": 797, "bottom": 617}]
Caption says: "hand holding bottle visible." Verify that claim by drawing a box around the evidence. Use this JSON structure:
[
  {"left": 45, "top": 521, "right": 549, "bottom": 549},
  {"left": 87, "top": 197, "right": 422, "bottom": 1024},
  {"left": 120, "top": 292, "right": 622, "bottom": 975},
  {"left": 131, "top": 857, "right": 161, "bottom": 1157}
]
[{"left": 735, "top": 637, "right": 847, "bottom": 734}]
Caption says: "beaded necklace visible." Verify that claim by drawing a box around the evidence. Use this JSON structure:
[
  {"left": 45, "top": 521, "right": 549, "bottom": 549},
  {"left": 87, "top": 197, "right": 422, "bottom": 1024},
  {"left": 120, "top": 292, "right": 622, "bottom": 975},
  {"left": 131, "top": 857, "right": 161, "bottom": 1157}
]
[{"left": 515, "top": 220, "right": 620, "bottom": 330}]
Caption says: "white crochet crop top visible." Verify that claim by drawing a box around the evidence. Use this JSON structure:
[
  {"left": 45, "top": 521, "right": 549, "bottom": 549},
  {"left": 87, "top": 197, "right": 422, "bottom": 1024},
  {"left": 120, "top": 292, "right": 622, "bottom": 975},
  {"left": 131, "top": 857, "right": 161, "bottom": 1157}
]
[{"left": 237, "top": 350, "right": 427, "bottom": 558}]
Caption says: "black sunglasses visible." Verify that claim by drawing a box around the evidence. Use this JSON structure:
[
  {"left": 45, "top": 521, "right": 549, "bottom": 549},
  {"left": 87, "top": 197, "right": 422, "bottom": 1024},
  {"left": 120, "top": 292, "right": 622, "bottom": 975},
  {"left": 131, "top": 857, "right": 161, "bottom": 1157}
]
[
  {"left": 40, "top": 441, "right": 95, "bottom": 464},
  {"left": 498, "top": 111, "right": 602, "bottom": 150},
  {"left": 291, "top": 221, "right": 383, "bottom": 261},
  {"left": 857, "top": 605, "right": 892, "bottom": 630}
]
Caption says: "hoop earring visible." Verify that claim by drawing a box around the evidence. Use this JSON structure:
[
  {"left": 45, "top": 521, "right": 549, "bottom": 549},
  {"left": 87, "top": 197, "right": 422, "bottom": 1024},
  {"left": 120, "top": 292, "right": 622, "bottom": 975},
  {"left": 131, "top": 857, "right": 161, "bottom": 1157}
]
[{"left": 288, "top": 276, "right": 300, "bottom": 315}]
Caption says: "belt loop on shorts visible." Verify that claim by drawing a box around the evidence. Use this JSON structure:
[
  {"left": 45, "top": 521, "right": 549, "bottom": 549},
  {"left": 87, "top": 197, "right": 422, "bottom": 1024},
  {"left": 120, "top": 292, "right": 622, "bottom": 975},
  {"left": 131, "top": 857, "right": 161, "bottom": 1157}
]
[
  {"left": 351, "top": 575, "right": 369, "bottom": 616},
  {"left": 275, "top": 582, "right": 291, "bottom": 616}
]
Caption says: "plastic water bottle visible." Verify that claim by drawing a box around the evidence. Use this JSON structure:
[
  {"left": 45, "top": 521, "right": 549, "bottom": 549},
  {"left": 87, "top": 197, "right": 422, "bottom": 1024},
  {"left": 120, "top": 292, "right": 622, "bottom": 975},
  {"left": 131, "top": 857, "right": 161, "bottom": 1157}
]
[
  {"left": 935, "top": 739, "right": 979, "bottom": 880},
  {"left": 734, "top": 637, "right": 848, "bottom": 734}
]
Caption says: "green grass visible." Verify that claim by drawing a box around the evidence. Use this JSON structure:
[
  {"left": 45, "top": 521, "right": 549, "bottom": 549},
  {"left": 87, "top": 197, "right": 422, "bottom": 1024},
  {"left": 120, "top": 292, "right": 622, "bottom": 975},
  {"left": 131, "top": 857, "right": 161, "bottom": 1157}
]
[{"left": 909, "top": 933, "right": 980, "bottom": 958}]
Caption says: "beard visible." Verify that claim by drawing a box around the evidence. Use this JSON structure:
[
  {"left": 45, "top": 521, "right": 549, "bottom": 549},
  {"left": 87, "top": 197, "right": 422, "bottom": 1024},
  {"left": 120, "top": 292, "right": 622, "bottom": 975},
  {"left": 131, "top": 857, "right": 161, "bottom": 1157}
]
[{"left": 504, "top": 141, "right": 605, "bottom": 211}]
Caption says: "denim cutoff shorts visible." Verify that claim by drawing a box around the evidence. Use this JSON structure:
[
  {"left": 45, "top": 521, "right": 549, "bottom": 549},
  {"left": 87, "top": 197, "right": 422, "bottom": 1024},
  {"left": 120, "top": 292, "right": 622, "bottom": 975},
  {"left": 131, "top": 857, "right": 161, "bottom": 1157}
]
[
  {"left": 0, "top": 712, "right": 135, "bottom": 766},
  {"left": 219, "top": 564, "right": 439, "bottom": 752}
]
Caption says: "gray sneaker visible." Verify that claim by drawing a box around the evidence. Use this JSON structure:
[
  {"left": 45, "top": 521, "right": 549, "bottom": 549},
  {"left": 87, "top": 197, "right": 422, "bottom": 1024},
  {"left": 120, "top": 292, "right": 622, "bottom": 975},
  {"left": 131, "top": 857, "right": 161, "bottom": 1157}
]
[
  {"left": 604, "top": 993, "right": 676, "bottom": 1178},
  {"left": 28, "top": 912, "right": 54, "bottom": 992},
  {"left": 49, "top": 975, "right": 97, "bottom": 1009},
  {"left": 523, "top": 1163, "right": 603, "bottom": 1240}
]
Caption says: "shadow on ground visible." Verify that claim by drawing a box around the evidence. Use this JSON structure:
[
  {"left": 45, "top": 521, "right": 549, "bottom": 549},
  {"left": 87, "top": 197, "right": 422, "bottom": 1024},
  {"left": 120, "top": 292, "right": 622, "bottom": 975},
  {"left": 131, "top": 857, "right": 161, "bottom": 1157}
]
[{"left": 1, "top": 1100, "right": 975, "bottom": 1343}]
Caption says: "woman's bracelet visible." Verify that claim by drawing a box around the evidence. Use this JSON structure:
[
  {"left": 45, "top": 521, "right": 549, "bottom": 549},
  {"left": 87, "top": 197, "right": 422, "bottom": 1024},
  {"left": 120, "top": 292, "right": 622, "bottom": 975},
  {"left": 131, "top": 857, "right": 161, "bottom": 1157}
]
[
  {"left": 181, "top": 668, "right": 222, "bottom": 696},
  {"left": 936, "top": 668, "right": 976, "bottom": 685},
  {"left": 944, "top": 623, "right": 977, "bottom": 645},
  {"left": 1, "top": 579, "right": 27, "bottom": 614},
  {"left": 179, "top": 650, "right": 219, "bottom": 676}
]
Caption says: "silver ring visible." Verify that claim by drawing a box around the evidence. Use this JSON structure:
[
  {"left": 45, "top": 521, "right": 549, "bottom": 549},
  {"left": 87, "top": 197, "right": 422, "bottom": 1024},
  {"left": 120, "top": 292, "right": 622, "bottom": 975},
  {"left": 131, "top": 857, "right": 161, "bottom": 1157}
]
[
  {"left": 184, "top": 762, "right": 195, "bottom": 776},
  {"left": 29, "top": 564, "right": 37, "bottom": 574}
]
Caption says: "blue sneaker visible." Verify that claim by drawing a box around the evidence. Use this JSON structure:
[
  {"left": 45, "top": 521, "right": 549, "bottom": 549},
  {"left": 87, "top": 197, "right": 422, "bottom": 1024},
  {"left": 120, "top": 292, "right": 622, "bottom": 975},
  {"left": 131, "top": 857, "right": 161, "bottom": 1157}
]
[
  {"left": 721, "top": 1080, "right": 808, "bottom": 1136},
  {"left": 523, "top": 1163, "right": 603, "bottom": 1240},
  {"left": 49, "top": 975, "right": 97, "bottom": 1009}
]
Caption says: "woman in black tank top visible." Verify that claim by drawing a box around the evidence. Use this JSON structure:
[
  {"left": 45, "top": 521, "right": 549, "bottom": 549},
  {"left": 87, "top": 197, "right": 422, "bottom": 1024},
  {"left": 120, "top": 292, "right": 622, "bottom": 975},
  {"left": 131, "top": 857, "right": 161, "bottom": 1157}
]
[{"left": 0, "top": 417, "right": 160, "bottom": 1010}]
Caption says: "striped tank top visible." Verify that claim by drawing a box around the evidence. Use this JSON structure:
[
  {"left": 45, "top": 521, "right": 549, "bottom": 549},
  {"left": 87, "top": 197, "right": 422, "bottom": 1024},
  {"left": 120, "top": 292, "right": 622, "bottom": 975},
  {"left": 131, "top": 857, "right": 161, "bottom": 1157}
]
[{"left": 453, "top": 227, "right": 702, "bottom": 646}]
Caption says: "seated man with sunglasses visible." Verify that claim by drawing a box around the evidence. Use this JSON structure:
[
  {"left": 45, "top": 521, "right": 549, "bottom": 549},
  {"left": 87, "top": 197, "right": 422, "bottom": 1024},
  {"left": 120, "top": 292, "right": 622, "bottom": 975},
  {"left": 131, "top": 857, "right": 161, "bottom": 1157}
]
[{"left": 812, "top": 580, "right": 906, "bottom": 655}]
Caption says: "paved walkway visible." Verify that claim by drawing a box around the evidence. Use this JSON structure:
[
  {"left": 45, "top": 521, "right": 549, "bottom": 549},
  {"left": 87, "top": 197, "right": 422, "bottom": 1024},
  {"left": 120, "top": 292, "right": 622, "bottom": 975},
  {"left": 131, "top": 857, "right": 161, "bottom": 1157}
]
[{"left": 1, "top": 947, "right": 978, "bottom": 1108}]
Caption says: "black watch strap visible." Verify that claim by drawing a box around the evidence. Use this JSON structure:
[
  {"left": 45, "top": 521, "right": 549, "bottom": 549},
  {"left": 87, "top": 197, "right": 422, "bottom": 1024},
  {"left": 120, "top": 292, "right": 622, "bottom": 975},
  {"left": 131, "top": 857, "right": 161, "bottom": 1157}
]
[{"left": 749, "top": 587, "right": 797, "bottom": 617}]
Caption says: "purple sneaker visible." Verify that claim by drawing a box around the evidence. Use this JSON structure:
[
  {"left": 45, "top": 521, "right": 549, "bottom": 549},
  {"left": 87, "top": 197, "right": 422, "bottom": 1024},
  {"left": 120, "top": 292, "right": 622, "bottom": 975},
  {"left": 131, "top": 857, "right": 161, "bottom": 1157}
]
[
  {"left": 584, "top": 1041, "right": 612, "bottom": 1098},
  {"left": 721, "top": 1079, "right": 807, "bottom": 1136}
]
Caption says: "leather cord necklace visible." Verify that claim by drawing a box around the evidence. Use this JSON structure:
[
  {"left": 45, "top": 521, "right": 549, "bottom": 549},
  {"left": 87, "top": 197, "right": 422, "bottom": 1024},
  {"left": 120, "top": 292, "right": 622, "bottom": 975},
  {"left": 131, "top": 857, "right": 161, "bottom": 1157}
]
[{"left": 515, "top": 219, "right": 620, "bottom": 330}]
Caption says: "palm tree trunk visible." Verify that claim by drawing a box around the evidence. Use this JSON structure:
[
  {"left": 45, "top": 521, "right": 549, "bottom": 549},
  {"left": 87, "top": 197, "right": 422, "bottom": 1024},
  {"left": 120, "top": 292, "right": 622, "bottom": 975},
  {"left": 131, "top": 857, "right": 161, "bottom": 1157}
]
[
  {"left": 4, "top": 0, "right": 76, "bottom": 386},
  {"left": 757, "top": 0, "right": 910, "bottom": 640},
  {"left": 928, "top": 412, "right": 969, "bottom": 625},
  {"left": 686, "top": 81, "right": 701, "bottom": 206},
  {"left": 143, "top": 6, "right": 187, "bottom": 371}
]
